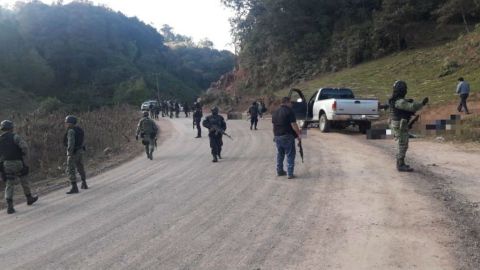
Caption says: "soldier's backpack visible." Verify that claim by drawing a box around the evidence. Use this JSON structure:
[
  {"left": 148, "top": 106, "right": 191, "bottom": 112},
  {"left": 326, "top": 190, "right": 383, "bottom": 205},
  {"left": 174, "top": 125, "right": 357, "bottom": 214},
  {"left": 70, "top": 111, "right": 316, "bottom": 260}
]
[
  {"left": 140, "top": 118, "right": 157, "bottom": 136},
  {"left": 63, "top": 126, "right": 85, "bottom": 153}
]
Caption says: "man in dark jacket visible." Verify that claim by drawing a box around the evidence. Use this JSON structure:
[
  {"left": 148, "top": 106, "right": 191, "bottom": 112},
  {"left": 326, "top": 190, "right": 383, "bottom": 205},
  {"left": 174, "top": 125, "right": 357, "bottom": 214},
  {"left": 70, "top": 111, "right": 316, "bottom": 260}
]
[
  {"left": 272, "top": 97, "right": 302, "bottom": 179},
  {"left": 0, "top": 120, "right": 38, "bottom": 214},
  {"left": 193, "top": 106, "right": 203, "bottom": 138},
  {"left": 202, "top": 107, "right": 227, "bottom": 162},
  {"left": 248, "top": 102, "right": 260, "bottom": 130}
]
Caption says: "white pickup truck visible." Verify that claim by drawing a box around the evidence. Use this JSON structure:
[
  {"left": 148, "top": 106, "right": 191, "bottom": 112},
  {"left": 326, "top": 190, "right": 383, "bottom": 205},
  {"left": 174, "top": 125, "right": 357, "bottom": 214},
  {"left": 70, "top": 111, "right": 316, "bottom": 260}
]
[{"left": 289, "top": 88, "right": 379, "bottom": 133}]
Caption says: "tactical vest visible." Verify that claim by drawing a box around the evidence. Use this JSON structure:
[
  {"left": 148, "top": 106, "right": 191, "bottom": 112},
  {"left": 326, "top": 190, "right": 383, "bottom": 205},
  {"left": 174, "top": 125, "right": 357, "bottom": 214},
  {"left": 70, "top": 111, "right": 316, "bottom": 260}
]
[
  {"left": 63, "top": 126, "right": 85, "bottom": 150},
  {"left": 208, "top": 115, "right": 223, "bottom": 127},
  {"left": 140, "top": 118, "right": 157, "bottom": 135},
  {"left": 390, "top": 99, "right": 414, "bottom": 121},
  {"left": 249, "top": 106, "right": 259, "bottom": 117},
  {"left": 0, "top": 132, "right": 23, "bottom": 161}
]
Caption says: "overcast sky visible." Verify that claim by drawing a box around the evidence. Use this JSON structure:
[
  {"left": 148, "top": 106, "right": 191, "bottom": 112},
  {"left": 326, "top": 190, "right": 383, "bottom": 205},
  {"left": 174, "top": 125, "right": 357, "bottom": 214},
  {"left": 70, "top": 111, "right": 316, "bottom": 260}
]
[{"left": 0, "top": 0, "right": 235, "bottom": 52}]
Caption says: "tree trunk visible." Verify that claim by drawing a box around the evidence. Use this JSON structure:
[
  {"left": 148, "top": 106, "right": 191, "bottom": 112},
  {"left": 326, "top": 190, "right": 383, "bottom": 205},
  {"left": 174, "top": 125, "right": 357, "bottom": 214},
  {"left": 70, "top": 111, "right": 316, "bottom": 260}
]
[{"left": 461, "top": 5, "right": 470, "bottom": 33}]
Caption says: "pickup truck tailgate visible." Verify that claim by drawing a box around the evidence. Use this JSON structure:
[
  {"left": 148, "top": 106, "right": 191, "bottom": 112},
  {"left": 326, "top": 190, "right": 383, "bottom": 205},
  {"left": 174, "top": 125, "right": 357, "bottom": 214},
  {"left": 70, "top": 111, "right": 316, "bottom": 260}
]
[{"left": 335, "top": 99, "right": 378, "bottom": 115}]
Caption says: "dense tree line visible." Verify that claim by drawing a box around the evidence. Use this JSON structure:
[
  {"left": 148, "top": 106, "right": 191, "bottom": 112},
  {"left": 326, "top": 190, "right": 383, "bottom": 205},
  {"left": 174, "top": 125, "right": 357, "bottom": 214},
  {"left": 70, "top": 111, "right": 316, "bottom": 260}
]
[
  {"left": 222, "top": 0, "right": 480, "bottom": 90},
  {"left": 0, "top": 1, "right": 235, "bottom": 108}
]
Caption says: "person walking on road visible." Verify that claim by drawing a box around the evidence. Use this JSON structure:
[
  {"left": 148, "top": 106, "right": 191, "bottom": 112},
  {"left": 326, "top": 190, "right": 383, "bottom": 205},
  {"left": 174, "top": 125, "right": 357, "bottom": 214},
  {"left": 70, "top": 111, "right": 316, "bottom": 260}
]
[
  {"left": 184, "top": 102, "right": 190, "bottom": 118},
  {"left": 193, "top": 106, "right": 203, "bottom": 138},
  {"left": 64, "top": 115, "right": 88, "bottom": 194},
  {"left": 136, "top": 111, "right": 158, "bottom": 160},
  {"left": 248, "top": 102, "right": 259, "bottom": 130},
  {"left": 175, "top": 102, "right": 181, "bottom": 118},
  {"left": 202, "top": 107, "right": 227, "bottom": 163},
  {"left": 389, "top": 81, "right": 428, "bottom": 172},
  {"left": 0, "top": 120, "right": 38, "bottom": 214},
  {"left": 272, "top": 97, "right": 302, "bottom": 179},
  {"left": 456, "top": 77, "right": 471, "bottom": 114}
]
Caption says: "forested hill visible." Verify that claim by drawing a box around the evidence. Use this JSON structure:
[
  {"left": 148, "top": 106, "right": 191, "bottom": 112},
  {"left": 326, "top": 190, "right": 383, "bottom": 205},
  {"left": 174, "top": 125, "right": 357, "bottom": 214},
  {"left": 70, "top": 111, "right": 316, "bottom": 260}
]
[
  {"left": 0, "top": 1, "right": 235, "bottom": 109},
  {"left": 222, "top": 0, "right": 480, "bottom": 92}
]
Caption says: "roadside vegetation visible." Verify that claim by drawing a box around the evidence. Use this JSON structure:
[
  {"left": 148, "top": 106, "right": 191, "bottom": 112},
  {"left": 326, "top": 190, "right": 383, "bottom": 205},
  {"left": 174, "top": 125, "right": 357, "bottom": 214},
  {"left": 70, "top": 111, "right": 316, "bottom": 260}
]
[
  {"left": 283, "top": 26, "right": 480, "bottom": 105},
  {"left": 223, "top": 0, "right": 480, "bottom": 93},
  {"left": 0, "top": 1, "right": 235, "bottom": 109},
  {"left": 0, "top": 105, "right": 141, "bottom": 181}
]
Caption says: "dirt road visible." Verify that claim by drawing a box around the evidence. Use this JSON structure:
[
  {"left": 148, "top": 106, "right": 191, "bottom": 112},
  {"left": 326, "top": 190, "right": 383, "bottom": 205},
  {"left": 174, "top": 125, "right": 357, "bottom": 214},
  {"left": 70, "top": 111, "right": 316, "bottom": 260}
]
[{"left": 0, "top": 116, "right": 475, "bottom": 269}]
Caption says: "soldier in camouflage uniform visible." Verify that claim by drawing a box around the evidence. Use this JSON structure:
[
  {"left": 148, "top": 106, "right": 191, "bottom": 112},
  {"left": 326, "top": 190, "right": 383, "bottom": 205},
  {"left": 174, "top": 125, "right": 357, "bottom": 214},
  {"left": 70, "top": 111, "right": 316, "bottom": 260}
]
[
  {"left": 389, "top": 81, "right": 429, "bottom": 172},
  {"left": 202, "top": 106, "right": 227, "bottom": 163},
  {"left": 0, "top": 120, "right": 38, "bottom": 214},
  {"left": 136, "top": 111, "right": 158, "bottom": 160},
  {"left": 64, "top": 115, "right": 88, "bottom": 194}
]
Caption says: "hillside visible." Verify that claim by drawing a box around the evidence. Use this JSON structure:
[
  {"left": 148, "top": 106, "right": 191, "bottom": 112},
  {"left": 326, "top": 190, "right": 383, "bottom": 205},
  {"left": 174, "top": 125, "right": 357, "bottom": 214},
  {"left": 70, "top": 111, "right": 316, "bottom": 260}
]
[
  {"left": 285, "top": 26, "right": 480, "bottom": 109},
  {"left": 223, "top": 0, "right": 480, "bottom": 94},
  {"left": 0, "top": 2, "right": 235, "bottom": 110}
]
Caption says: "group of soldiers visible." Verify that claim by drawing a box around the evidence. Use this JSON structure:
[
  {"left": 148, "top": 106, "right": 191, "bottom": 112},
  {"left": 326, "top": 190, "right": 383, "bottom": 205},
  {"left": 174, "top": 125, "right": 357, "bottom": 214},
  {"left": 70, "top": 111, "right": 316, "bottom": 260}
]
[
  {"left": 0, "top": 80, "right": 433, "bottom": 214},
  {"left": 136, "top": 100, "right": 227, "bottom": 163},
  {"left": 149, "top": 100, "right": 192, "bottom": 119},
  {"left": 0, "top": 115, "right": 87, "bottom": 214}
]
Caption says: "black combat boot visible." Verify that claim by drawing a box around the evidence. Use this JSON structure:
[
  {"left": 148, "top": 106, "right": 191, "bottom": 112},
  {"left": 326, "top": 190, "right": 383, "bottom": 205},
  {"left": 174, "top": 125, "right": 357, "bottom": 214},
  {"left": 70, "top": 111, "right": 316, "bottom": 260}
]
[
  {"left": 81, "top": 179, "right": 88, "bottom": 190},
  {"left": 26, "top": 194, "right": 38, "bottom": 206},
  {"left": 397, "top": 159, "right": 414, "bottom": 172},
  {"left": 66, "top": 182, "right": 79, "bottom": 194},
  {"left": 212, "top": 155, "right": 218, "bottom": 163},
  {"left": 6, "top": 199, "right": 15, "bottom": 214}
]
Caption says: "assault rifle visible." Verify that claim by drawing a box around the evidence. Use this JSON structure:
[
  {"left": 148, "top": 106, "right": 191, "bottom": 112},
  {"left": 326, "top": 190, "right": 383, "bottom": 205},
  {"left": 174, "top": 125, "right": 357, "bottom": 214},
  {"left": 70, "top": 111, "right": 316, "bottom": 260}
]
[
  {"left": 211, "top": 125, "right": 233, "bottom": 140},
  {"left": 408, "top": 115, "right": 420, "bottom": 130},
  {"left": 298, "top": 141, "right": 304, "bottom": 163},
  {"left": 0, "top": 162, "right": 5, "bottom": 181}
]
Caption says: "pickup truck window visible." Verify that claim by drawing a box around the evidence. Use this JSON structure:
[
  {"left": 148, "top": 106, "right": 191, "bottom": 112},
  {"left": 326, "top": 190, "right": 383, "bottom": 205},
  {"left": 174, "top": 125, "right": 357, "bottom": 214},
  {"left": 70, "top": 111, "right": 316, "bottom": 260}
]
[{"left": 317, "top": 88, "right": 355, "bottom": 100}]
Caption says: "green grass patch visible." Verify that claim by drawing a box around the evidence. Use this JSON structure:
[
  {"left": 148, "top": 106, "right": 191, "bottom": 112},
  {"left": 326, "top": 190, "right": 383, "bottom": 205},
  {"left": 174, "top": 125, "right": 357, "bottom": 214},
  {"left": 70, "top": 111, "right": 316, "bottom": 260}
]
[{"left": 281, "top": 27, "right": 480, "bottom": 106}]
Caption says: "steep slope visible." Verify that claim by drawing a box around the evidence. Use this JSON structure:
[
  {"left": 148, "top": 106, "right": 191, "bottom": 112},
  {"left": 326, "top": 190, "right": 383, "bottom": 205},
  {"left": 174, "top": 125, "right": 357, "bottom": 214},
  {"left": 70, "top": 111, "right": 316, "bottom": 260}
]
[
  {"left": 286, "top": 27, "right": 480, "bottom": 108},
  {"left": 0, "top": 2, "right": 235, "bottom": 109}
]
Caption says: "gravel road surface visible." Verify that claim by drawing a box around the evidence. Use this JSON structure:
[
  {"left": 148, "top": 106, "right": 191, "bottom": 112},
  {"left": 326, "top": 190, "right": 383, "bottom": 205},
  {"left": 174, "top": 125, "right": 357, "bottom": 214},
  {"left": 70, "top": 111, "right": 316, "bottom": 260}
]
[{"left": 0, "top": 117, "right": 465, "bottom": 269}]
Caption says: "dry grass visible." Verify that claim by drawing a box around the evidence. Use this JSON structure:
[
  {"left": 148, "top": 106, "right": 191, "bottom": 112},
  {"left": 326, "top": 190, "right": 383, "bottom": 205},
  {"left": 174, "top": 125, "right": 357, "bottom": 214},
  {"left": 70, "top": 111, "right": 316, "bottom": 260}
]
[{"left": 1, "top": 105, "right": 141, "bottom": 180}]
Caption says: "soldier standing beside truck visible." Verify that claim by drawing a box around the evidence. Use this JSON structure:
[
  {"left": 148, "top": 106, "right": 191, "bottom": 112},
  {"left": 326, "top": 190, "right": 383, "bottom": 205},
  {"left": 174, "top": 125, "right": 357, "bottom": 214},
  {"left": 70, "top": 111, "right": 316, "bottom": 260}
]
[{"left": 389, "top": 81, "right": 428, "bottom": 172}]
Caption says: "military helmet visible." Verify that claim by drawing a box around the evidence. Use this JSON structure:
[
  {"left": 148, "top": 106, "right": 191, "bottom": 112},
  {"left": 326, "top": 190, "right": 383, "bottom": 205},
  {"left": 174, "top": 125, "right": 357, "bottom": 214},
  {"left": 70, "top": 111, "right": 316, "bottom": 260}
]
[
  {"left": 65, "top": 115, "right": 78, "bottom": 125},
  {"left": 143, "top": 111, "right": 149, "bottom": 117},
  {"left": 392, "top": 80, "right": 407, "bottom": 98},
  {"left": 393, "top": 80, "right": 407, "bottom": 92},
  {"left": 211, "top": 106, "right": 219, "bottom": 115},
  {"left": 0, "top": 120, "right": 14, "bottom": 131}
]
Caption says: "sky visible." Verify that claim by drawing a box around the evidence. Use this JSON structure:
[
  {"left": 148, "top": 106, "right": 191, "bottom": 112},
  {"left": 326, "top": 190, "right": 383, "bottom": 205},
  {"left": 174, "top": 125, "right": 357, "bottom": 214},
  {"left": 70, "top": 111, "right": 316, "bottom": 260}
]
[{"left": 0, "top": 0, "right": 235, "bottom": 52}]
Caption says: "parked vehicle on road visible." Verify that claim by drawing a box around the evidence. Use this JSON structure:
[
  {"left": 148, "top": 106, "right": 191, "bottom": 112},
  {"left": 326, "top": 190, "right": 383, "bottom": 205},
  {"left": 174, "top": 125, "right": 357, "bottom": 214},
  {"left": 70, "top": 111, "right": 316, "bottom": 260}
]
[
  {"left": 289, "top": 88, "right": 379, "bottom": 133},
  {"left": 141, "top": 100, "right": 159, "bottom": 111}
]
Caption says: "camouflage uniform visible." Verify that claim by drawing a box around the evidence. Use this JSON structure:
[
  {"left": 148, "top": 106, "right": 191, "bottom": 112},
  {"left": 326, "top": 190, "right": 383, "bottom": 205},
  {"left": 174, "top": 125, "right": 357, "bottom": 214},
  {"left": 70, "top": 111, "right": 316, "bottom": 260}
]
[
  {"left": 390, "top": 99, "right": 424, "bottom": 161},
  {"left": 136, "top": 116, "right": 158, "bottom": 160},
  {"left": 66, "top": 128, "right": 86, "bottom": 184},
  {"left": 388, "top": 80, "right": 428, "bottom": 172},
  {"left": 1, "top": 132, "right": 31, "bottom": 200}
]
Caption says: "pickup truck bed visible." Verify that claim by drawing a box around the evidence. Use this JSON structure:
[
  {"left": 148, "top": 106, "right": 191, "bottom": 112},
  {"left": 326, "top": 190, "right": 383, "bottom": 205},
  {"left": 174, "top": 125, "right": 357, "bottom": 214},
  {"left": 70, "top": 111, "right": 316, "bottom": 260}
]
[{"left": 289, "top": 88, "right": 379, "bottom": 133}]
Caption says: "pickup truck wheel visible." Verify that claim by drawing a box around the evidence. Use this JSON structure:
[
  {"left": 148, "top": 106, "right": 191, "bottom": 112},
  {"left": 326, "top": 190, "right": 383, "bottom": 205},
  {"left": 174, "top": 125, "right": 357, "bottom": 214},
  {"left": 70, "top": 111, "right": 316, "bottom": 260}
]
[{"left": 319, "top": 114, "right": 330, "bottom": 133}]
